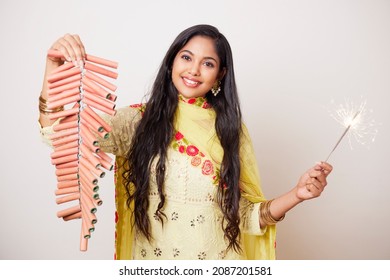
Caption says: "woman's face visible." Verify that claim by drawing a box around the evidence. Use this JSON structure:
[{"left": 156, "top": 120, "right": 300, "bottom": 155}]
[{"left": 171, "top": 35, "right": 224, "bottom": 99}]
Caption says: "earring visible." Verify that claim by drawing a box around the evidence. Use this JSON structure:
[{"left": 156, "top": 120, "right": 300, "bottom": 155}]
[{"left": 211, "top": 80, "right": 221, "bottom": 96}]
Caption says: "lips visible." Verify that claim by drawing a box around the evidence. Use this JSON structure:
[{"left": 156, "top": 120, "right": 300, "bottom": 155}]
[{"left": 182, "top": 77, "right": 201, "bottom": 88}]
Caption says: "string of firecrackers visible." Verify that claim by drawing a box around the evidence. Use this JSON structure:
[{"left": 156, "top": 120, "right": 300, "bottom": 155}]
[{"left": 46, "top": 49, "right": 118, "bottom": 251}]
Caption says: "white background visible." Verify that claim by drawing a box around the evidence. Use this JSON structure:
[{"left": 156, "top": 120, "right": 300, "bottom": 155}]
[{"left": 0, "top": 0, "right": 389, "bottom": 260}]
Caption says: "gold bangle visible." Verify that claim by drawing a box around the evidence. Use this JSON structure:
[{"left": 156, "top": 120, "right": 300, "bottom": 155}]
[
  {"left": 39, "top": 95, "right": 47, "bottom": 104},
  {"left": 38, "top": 95, "right": 64, "bottom": 114},
  {"left": 259, "top": 199, "right": 285, "bottom": 226},
  {"left": 39, "top": 107, "right": 64, "bottom": 114}
]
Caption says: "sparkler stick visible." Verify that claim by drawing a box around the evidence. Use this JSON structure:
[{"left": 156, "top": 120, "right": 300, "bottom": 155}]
[{"left": 325, "top": 110, "right": 361, "bottom": 162}]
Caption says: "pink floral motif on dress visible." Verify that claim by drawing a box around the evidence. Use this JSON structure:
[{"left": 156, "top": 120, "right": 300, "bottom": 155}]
[
  {"left": 175, "top": 131, "right": 184, "bottom": 140},
  {"left": 172, "top": 131, "right": 220, "bottom": 186},
  {"left": 191, "top": 156, "right": 201, "bottom": 167},
  {"left": 186, "top": 145, "right": 199, "bottom": 156},
  {"left": 201, "top": 160, "right": 214, "bottom": 175}
]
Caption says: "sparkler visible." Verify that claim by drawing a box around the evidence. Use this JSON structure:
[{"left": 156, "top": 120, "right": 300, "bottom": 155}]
[{"left": 325, "top": 98, "right": 379, "bottom": 162}]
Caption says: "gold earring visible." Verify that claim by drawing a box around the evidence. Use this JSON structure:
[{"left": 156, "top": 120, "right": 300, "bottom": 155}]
[{"left": 211, "top": 80, "right": 221, "bottom": 96}]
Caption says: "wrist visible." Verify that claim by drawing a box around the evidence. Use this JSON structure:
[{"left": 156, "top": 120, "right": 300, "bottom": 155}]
[
  {"left": 38, "top": 94, "right": 64, "bottom": 115},
  {"left": 45, "top": 58, "right": 61, "bottom": 71},
  {"left": 42, "top": 59, "right": 62, "bottom": 99},
  {"left": 292, "top": 186, "right": 305, "bottom": 204},
  {"left": 259, "top": 199, "right": 285, "bottom": 226}
]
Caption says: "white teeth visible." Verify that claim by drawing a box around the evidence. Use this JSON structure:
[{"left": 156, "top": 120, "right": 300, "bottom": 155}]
[{"left": 184, "top": 78, "right": 199, "bottom": 85}]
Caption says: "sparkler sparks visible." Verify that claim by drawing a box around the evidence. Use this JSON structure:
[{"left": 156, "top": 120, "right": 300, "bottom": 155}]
[{"left": 325, "top": 98, "right": 379, "bottom": 162}]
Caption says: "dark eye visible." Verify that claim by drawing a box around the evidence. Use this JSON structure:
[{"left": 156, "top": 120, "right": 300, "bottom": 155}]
[
  {"left": 204, "top": 61, "right": 214, "bottom": 68},
  {"left": 181, "top": 55, "right": 191, "bottom": 61}
]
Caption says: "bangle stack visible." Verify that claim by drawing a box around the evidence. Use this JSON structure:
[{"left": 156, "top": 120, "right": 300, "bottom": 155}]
[
  {"left": 39, "top": 95, "right": 64, "bottom": 115},
  {"left": 259, "top": 199, "right": 285, "bottom": 226}
]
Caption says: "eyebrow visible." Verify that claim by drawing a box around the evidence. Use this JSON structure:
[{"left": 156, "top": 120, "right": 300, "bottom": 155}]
[{"left": 180, "top": 50, "right": 218, "bottom": 63}]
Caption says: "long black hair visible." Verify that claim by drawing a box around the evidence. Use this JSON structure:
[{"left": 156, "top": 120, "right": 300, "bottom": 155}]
[{"left": 123, "top": 24, "right": 243, "bottom": 252}]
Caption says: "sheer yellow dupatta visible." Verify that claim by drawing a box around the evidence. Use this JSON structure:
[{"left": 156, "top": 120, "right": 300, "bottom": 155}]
[
  {"left": 114, "top": 156, "right": 134, "bottom": 260},
  {"left": 174, "top": 101, "right": 276, "bottom": 260},
  {"left": 114, "top": 100, "right": 276, "bottom": 259}
]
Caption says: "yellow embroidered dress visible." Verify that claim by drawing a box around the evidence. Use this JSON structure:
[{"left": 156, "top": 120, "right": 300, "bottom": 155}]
[{"left": 40, "top": 96, "right": 276, "bottom": 260}]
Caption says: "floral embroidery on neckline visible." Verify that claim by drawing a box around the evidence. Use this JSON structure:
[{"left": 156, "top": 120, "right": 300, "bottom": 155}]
[
  {"left": 178, "top": 95, "right": 211, "bottom": 109},
  {"left": 172, "top": 131, "right": 220, "bottom": 186},
  {"left": 129, "top": 102, "right": 220, "bottom": 185}
]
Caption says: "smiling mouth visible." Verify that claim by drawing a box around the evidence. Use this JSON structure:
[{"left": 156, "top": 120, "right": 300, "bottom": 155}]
[{"left": 182, "top": 77, "right": 201, "bottom": 87}]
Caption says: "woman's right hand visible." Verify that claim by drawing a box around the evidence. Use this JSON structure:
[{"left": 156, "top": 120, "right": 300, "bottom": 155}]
[
  {"left": 46, "top": 33, "right": 87, "bottom": 68},
  {"left": 40, "top": 34, "right": 86, "bottom": 126}
]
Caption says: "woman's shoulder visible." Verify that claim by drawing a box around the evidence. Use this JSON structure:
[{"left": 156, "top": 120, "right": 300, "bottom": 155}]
[
  {"left": 129, "top": 103, "right": 146, "bottom": 115},
  {"left": 107, "top": 103, "right": 146, "bottom": 124},
  {"left": 116, "top": 103, "right": 146, "bottom": 114}
]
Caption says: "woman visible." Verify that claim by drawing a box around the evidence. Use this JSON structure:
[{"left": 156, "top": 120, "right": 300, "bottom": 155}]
[{"left": 39, "top": 24, "right": 333, "bottom": 260}]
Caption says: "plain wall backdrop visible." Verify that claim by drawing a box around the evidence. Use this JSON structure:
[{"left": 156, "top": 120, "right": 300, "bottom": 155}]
[{"left": 0, "top": 0, "right": 389, "bottom": 260}]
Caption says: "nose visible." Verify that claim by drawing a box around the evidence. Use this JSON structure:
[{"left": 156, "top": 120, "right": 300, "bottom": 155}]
[{"left": 188, "top": 62, "right": 200, "bottom": 76}]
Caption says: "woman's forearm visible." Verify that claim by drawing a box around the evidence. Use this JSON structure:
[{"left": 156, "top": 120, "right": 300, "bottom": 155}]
[
  {"left": 39, "top": 59, "right": 63, "bottom": 127},
  {"left": 259, "top": 162, "right": 333, "bottom": 228},
  {"left": 259, "top": 188, "right": 302, "bottom": 228},
  {"left": 269, "top": 188, "right": 303, "bottom": 220}
]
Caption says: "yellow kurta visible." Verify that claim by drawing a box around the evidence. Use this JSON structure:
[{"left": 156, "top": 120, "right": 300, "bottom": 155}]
[{"left": 98, "top": 98, "right": 277, "bottom": 260}]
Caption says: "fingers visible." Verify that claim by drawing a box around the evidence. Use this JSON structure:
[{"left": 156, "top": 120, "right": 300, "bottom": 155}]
[
  {"left": 50, "top": 33, "right": 86, "bottom": 64},
  {"left": 72, "top": 34, "right": 86, "bottom": 60},
  {"left": 308, "top": 170, "right": 326, "bottom": 186},
  {"left": 305, "top": 177, "right": 325, "bottom": 196},
  {"left": 310, "top": 161, "right": 333, "bottom": 184},
  {"left": 314, "top": 161, "right": 333, "bottom": 176},
  {"left": 297, "top": 162, "right": 333, "bottom": 201},
  {"left": 305, "top": 161, "right": 333, "bottom": 193}
]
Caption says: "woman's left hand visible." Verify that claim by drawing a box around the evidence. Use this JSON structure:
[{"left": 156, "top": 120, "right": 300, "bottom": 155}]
[{"left": 295, "top": 162, "right": 333, "bottom": 201}]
